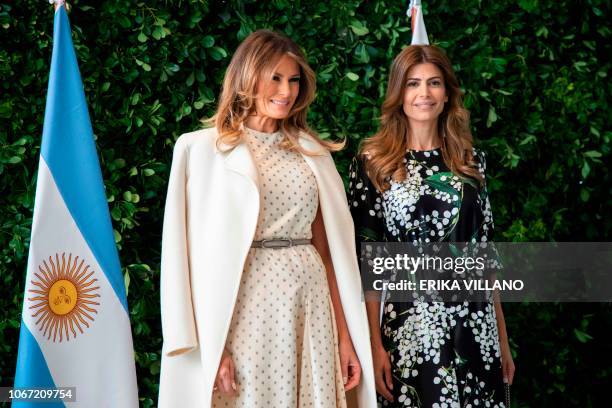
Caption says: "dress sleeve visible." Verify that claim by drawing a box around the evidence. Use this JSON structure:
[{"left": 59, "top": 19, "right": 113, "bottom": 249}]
[
  {"left": 348, "top": 155, "right": 387, "bottom": 243},
  {"left": 474, "top": 150, "right": 503, "bottom": 272},
  {"left": 348, "top": 156, "right": 388, "bottom": 295},
  {"left": 475, "top": 150, "right": 495, "bottom": 241}
]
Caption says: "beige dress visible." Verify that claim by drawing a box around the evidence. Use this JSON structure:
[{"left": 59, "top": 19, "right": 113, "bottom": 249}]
[{"left": 212, "top": 128, "right": 346, "bottom": 408}]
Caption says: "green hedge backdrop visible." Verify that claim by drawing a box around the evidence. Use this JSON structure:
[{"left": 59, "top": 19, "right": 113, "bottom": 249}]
[{"left": 1, "top": 0, "right": 610, "bottom": 406}]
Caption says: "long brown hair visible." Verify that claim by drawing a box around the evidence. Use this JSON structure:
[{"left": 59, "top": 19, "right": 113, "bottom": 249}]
[
  {"left": 205, "top": 29, "right": 342, "bottom": 154},
  {"left": 361, "top": 45, "right": 482, "bottom": 191}
]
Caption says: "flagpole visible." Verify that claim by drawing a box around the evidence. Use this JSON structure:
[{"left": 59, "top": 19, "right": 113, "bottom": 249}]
[{"left": 408, "top": 0, "right": 419, "bottom": 32}]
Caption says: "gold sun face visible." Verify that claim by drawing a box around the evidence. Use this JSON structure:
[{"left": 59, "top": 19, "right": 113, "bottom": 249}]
[
  {"left": 28, "top": 253, "right": 101, "bottom": 342},
  {"left": 48, "top": 279, "right": 78, "bottom": 315}
]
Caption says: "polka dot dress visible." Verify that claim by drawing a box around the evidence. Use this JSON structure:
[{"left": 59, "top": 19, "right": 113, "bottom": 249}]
[{"left": 212, "top": 128, "right": 347, "bottom": 408}]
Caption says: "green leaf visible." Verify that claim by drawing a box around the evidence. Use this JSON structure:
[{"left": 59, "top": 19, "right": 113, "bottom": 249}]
[
  {"left": 518, "top": 0, "right": 538, "bottom": 12},
  {"left": 573, "top": 328, "right": 593, "bottom": 343},
  {"left": 209, "top": 46, "right": 228, "bottom": 61},
  {"left": 346, "top": 72, "right": 359, "bottom": 81},
  {"left": 486, "top": 106, "right": 498, "bottom": 127},
  {"left": 519, "top": 134, "right": 536, "bottom": 146},
  {"left": 535, "top": 26, "right": 548, "bottom": 38},
  {"left": 581, "top": 161, "right": 590, "bottom": 179},
  {"left": 135, "top": 58, "right": 151, "bottom": 72},
  {"left": 0, "top": 101, "right": 12, "bottom": 118},
  {"left": 117, "top": 15, "right": 131, "bottom": 29},
  {"left": 186, "top": 73, "right": 195, "bottom": 86},
  {"left": 584, "top": 150, "right": 602, "bottom": 158},
  {"left": 355, "top": 43, "right": 370, "bottom": 64},
  {"left": 495, "top": 89, "right": 513, "bottom": 96},
  {"left": 202, "top": 35, "right": 215, "bottom": 48},
  {"left": 580, "top": 188, "right": 590, "bottom": 202},
  {"left": 166, "top": 63, "right": 180, "bottom": 73},
  {"left": 152, "top": 26, "right": 163, "bottom": 40},
  {"left": 113, "top": 158, "right": 126, "bottom": 169},
  {"left": 124, "top": 271, "right": 130, "bottom": 296},
  {"left": 350, "top": 20, "right": 369, "bottom": 36}
]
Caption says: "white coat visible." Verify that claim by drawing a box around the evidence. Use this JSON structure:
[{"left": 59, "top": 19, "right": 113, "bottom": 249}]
[{"left": 158, "top": 127, "right": 376, "bottom": 407}]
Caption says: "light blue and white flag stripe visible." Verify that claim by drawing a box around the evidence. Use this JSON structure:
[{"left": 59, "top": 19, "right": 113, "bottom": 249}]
[{"left": 13, "top": 5, "right": 138, "bottom": 407}]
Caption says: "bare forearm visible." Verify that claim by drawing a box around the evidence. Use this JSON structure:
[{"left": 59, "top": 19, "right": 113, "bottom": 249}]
[
  {"left": 326, "top": 264, "right": 351, "bottom": 342},
  {"left": 311, "top": 206, "right": 352, "bottom": 343},
  {"left": 494, "top": 293, "right": 508, "bottom": 342},
  {"left": 489, "top": 274, "right": 508, "bottom": 342}
]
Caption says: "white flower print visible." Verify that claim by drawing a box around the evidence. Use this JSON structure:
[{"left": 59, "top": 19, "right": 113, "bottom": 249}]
[{"left": 349, "top": 150, "right": 505, "bottom": 408}]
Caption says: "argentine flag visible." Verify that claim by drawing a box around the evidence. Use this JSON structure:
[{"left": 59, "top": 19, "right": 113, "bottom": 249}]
[{"left": 13, "top": 5, "right": 138, "bottom": 407}]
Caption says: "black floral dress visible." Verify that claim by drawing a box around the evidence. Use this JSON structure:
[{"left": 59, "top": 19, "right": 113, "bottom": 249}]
[{"left": 348, "top": 148, "right": 505, "bottom": 408}]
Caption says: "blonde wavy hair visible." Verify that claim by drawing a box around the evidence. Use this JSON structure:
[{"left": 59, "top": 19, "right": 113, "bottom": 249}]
[
  {"left": 360, "top": 45, "right": 483, "bottom": 191},
  {"left": 205, "top": 29, "right": 343, "bottom": 154}
]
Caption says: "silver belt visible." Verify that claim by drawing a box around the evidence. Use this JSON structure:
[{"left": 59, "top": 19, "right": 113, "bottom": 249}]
[{"left": 251, "top": 238, "right": 311, "bottom": 249}]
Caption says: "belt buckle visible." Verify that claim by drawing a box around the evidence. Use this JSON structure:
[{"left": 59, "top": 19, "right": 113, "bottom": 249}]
[{"left": 261, "top": 238, "right": 292, "bottom": 249}]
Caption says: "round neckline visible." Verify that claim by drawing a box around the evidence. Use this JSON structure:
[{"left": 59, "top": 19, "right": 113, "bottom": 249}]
[
  {"left": 244, "top": 126, "right": 282, "bottom": 138},
  {"left": 407, "top": 146, "right": 442, "bottom": 153}
]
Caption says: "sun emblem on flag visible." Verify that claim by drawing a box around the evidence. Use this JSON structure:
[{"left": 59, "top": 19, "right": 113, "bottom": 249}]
[{"left": 28, "top": 252, "right": 101, "bottom": 342}]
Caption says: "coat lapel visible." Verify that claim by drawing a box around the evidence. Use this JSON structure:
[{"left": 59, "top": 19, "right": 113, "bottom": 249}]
[{"left": 222, "top": 142, "right": 259, "bottom": 188}]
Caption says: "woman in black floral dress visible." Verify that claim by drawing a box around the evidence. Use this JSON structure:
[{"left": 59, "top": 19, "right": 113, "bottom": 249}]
[{"left": 348, "top": 45, "right": 515, "bottom": 407}]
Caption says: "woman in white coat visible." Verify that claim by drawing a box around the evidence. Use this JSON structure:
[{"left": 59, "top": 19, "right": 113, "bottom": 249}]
[{"left": 158, "top": 30, "right": 376, "bottom": 408}]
